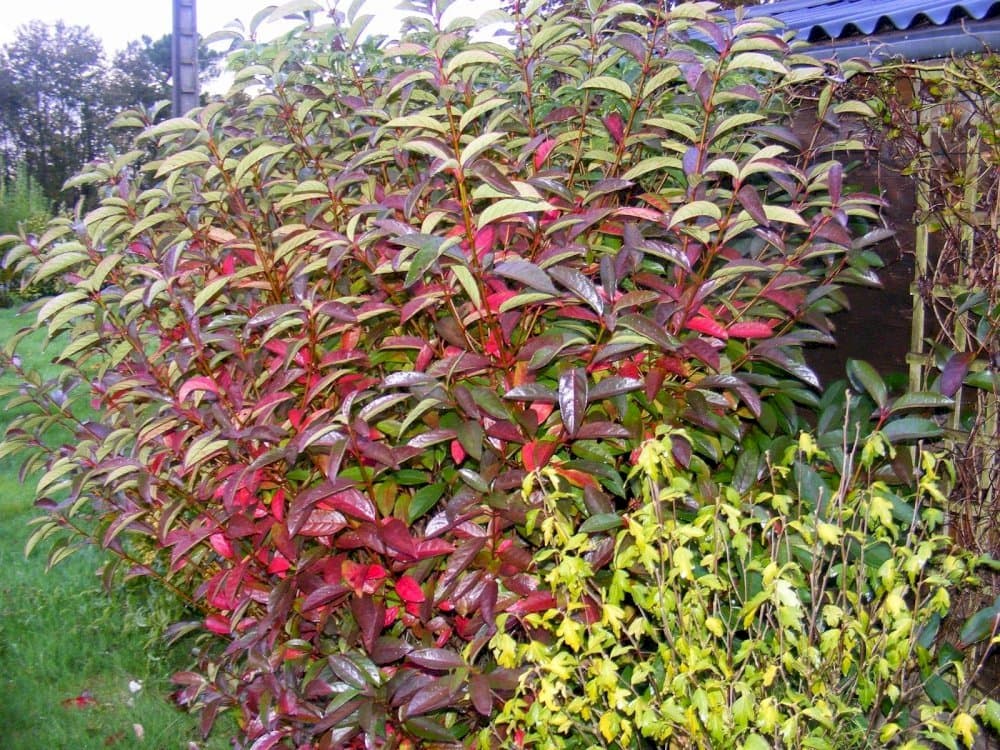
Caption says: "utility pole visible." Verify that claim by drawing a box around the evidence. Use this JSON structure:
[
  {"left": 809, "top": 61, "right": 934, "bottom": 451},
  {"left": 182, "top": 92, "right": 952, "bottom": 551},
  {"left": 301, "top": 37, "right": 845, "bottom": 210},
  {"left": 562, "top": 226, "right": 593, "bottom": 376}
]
[{"left": 172, "top": 0, "right": 199, "bottom": 116}]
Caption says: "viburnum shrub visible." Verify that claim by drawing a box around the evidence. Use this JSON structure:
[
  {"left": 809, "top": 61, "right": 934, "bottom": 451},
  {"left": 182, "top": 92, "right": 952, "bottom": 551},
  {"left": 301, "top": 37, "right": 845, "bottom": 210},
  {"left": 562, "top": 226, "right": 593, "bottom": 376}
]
[{"left": 1, "top": 0, "right": 889, "bottom": 746}]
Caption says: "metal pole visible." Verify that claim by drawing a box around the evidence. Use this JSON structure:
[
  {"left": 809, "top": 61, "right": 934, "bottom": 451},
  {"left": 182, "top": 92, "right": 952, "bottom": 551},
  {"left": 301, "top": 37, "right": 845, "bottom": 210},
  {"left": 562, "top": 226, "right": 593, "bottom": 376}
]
[{"left": 172, "top": 0, "right": 199, "bottom": 116}]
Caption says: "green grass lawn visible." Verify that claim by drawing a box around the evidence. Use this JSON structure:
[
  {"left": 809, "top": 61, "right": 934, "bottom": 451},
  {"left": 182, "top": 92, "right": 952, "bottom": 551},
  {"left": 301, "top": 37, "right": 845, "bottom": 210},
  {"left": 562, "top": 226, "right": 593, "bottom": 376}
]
[{"left": 0, "top": 305, "right": 232, "bottom": 749}]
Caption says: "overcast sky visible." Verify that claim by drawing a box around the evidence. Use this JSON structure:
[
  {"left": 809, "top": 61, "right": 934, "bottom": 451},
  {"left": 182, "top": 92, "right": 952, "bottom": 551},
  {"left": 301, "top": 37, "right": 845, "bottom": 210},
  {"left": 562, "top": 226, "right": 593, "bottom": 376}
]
[{"left": 0, "top": 0, "right": 497, "bottom": 55}]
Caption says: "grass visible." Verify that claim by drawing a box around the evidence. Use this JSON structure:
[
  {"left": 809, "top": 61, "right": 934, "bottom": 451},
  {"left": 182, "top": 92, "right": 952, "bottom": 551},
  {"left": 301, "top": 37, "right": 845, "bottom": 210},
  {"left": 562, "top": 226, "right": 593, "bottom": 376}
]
[{"left": 0, "top": 305, "right": 233, "bottom": 749}]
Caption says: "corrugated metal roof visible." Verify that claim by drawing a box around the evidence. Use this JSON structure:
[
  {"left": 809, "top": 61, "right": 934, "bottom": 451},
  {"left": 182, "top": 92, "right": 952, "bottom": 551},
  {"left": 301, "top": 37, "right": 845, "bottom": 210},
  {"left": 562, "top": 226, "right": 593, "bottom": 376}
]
[
  {"left": 743, "top": 0, "right": 998, "bottom": 40},
  {"left": 738, "top": 0, "right": 1000, "bottom": 59}
]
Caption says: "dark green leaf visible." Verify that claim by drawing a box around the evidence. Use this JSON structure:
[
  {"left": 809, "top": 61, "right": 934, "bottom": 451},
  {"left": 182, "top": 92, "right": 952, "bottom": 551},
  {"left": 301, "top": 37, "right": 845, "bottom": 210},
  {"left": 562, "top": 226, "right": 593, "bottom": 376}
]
[
  {"left": 579, "top": 513, "right": 623, "bottom": 534},
  {"left": 881, "top": 417, "right": 943, "bottom": 443},
  {"left": 847, "top": 360, "right": 888, "bottom": 408}
]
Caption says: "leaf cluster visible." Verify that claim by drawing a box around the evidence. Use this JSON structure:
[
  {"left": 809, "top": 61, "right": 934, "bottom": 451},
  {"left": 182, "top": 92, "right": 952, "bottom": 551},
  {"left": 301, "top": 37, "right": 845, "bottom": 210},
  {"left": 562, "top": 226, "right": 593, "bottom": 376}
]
[
  {"left": 498, "top": 421, "right": 997, "bottom": 749},
  {"left": 0, "top": 0, "right": 899, "bottom": 746}
]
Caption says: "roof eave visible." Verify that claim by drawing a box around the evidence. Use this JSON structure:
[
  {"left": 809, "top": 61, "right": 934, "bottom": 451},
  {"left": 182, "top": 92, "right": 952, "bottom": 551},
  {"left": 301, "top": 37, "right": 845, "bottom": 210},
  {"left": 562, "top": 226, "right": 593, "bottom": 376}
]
[{"left": 805, "top": 18, "right": 1000, "bottom": 61}]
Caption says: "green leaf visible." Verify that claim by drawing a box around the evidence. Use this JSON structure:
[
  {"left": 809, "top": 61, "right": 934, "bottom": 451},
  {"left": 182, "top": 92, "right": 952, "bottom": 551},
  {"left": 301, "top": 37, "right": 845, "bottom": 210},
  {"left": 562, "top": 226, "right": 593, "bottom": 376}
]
[
  {"left": 408, "top": 483, "right": 446, "bottom": 523},
  {"left": 234, "top": 143, "right": 289, "bottom": 185},
  {"left": 478, "top": 198, "right": 555, "bottom": 229},
  {"left": 384, "top": 114, "right": 449, "bottom": 134},
  {"left": 579, "top": 513, "right": 623, "bottom": 534},
  {"left": 459, "top": 131, "right": 505, "bottom": 167},
  {"left": 621, "top": 156, "right": 680, "bottom": 181},
  {"left": 881, "top": 417, "right": 943, "bottom": 443},
  {"left": 983, "top": 699, "right": 1000, "bottom": 734},
  {"left": 762, "top": 204, "right": 808, "bottom": 227},
  {"left": 192, "top": 275, "right": 232, "bottom": 314},
  {"left": 581, "top": 75, "right": 633, "bottom": 100},
  {"left": 888, "top": 391, "right": 953, "bottom": 415},
  {"left": 847, "top": 359, "right": 888, "bottom": 408},
  {"left": 669, "top": 200, "right": 722, "bottom": 228},
  {"left": 402, "top": 235, "right": 451, "bottom": 288},
  {"left": 959, "top": 597, "right": 1000, "bottom": 646},
  {"left": 641, "top": 66, "right": 681, "bottom": 98},
  {"left": 154, "top": 149, "right": 210, "bottom": 177},
  {"left": 445, "top": 49, "right": 500, "bottom": 76},
  {"left": 743, "top": 735, "right": 772, "bottom": 750},
  {"left": 727, "top": 52, "right": 788, "bottom": 75},
  {"left": 266, "top": 0, "right": 323, "bottom": 22},
  {"left": 146, "top": 117, "right": 202, "bottom": 139},
  {"left": 923, "top": 673, "right": 958, "bottom": 709},
  {"left": 712, "top": 112, "right": 765, "bottom": 141}
]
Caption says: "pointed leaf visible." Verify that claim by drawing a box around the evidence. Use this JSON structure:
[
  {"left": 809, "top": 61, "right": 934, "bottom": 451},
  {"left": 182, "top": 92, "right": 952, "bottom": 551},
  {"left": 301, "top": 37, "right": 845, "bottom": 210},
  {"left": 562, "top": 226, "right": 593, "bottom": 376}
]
[
  {"left": 888, "top": 391, "right": 953, "bottom": 415},
  {"left": 881, "top": 417, "right": 943, "bottom": 443},
  {"left": 847, "top": 359, "right": 888, "bottom": 409},
  {"left": 548, "top": 265, "right": 604, "bottom": 315},
  {"left": 558, "top": 368, "right": 588, "bottom": 437},
  {"left": 478, "top": 198, "right": 555, "bottom": 229},
  {"left": 407, "top": 648, "right": 466, "bottom": 671},
  {"left": 494, "top": 260, "right": 559, "bottom": 295}
]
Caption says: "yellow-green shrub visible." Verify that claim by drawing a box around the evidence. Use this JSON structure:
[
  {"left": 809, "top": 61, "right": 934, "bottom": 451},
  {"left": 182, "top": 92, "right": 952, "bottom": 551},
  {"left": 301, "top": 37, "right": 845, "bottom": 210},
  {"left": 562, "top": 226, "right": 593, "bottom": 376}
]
[{"left": 492, "top": 427, "right": 996, "bottom": 749}]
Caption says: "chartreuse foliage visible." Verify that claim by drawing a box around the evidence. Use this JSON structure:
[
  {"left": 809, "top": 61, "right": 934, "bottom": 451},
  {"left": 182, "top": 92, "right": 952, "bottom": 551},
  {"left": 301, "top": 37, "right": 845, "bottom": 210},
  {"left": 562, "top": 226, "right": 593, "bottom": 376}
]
[
  {"left": 0, "top": 161, "right": 52, "bottom": 306},
  {"left": 495, "top": 424, "right": 998, "bottom": 749},
  {"left": 0, "top": 0, "right": 947, "bottom": 747}
]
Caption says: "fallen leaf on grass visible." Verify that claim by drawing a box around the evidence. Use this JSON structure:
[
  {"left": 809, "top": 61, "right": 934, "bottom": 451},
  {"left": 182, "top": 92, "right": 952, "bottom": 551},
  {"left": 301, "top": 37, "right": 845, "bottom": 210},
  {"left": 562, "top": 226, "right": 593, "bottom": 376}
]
[{"left": 61, "top": 690, "right": 97, "bottom": 709}]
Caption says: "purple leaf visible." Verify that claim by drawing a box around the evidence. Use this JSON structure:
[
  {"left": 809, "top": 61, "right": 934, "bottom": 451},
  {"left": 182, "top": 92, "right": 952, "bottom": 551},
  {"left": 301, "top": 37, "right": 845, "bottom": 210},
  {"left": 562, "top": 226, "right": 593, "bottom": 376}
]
[
  {"left": 558, "top": 368, "right": 588, "bottom": 436},
  {"left": 407, "top": 648, "right": 466, "bottom": 671},
  {"left": 588, "top": 375, "right": 643, "bottom": 401},
  {"left": 549, "top": 265, "right": 604, "bottom": 315},
  {"left": 504, "top": 383, "right": 558, "bottom": 402},
  {"left": 737, "top": 184, "right": 768, "bottom": 226},
  {"left": 494, "top": 260, "right": 558, "bottom": 295},
  {"left": 940, "top": 352, "right": 973, "bottom": 397}
]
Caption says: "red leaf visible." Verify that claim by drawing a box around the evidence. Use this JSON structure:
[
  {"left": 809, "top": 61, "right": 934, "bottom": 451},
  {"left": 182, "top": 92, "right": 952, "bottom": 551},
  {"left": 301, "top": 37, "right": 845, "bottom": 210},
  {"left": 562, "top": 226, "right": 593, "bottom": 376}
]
[
  {"left": 450, "top": 439, "right": 466, "bottom": 464},
  {"left": 61, "top": 691, "right": 98, "bottom": 709},
  {"left": 506, "top": 591, "right": 556, "bottom": 617},
  {"left": 177, "top": 376, "right": 219, "bottom": 403},
  {"left": 737, "top": 184, "right": 768, "bottom": 226},
  {"left": 558, "top": 367, "right": 588, "bottom": 436},
  {"left": 208, "top": 533, "right": 235, "bottom": 560},
  {"left": 300, "top": 583, "right": 351, "bottom": 614},
  {"left": 396, "top": 575, "right": 426, "bottom": 604},
  {"left": 324, "top": 488, "right": 376, "bottom": 523},
  {"left": 381, "top": 518, "right": 417, "bottom": 557},
  {"left": 342, "top": 560, "right": 387, "bottom": 596},
  {"left": 267, "top": 554, "right": 290, "bottom": 575},
  {"left": 685, "top": 315, "right": 728, "bottom": 339},
  {"left": 298, "top": 508, "right": 347, "bottom": 536},
  {"left": 603, "top": 112, "right": 625, "bottom": 145},
  {"left": 403, "top": 679, "right": 458, "bottom": 718},
  {"left": 522, "top": 440, "right": 557, "bottom": 472},
  {"left": 552, "top": 465, "right": 598, "bottom": 488},
  {"left": 205, "top": 614, "right": 231, "bottom": 635},
  {"left": 727, "top": 321, "right": 775, "bottom": 339},
  {"left": 414, "top": 538, "right": 454, "bottom": 560},
  {"left": 248, "top": 730, "right": 285, "bottom": 750},
  {"left": 474, "top": 226, "right": 495, "bottom": 257},
  {"left": 528, "top": 402, "right": 554, "bottom": 424},
  {"left": 533, "top": 138, "right": 556, "bottom": 170}
]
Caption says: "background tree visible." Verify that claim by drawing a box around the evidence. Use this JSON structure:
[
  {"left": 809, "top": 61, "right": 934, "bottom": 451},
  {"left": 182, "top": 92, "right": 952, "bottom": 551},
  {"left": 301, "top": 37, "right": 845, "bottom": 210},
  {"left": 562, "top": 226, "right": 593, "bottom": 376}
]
[
  {"left": 0, "top": 23, "right": 223, "bottom": 203},
  {"left": 107, "top": 33, "right": 223, "bottom": 114},
  {"left": 0, "top": 21, "right": 110, "bottom": 202}
]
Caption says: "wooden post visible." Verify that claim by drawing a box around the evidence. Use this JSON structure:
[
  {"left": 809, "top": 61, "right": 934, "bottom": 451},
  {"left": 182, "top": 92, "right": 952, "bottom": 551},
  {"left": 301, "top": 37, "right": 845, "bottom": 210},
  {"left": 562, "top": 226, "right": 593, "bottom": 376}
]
[
  {"left": 908, "top": 124, "right": 932, "bottom": 393},
  {"left": 172, "top": 0, "right": 199, "bottom": 116}
]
